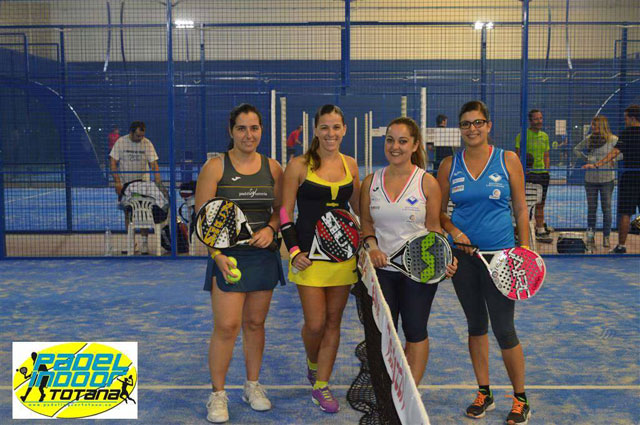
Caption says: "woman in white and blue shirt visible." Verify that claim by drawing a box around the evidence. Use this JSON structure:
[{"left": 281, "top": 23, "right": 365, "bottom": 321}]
[{"left": 437, "top": 101, "right": 532, "bottom": 424}]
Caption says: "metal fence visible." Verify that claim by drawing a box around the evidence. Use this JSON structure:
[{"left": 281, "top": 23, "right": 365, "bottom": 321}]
[{"left": 0, "top": 0, "right": 638, "bottom": 257}]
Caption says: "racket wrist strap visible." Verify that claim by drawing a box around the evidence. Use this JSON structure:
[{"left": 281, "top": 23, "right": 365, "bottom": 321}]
[
  {"left": 363, "top": 235, "right": 378, "bottom": 249},
  {"left": 265, "top": 223, "right": 277, "bottom": 236}
]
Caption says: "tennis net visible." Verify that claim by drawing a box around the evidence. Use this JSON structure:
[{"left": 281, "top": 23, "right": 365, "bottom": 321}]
[{"left": 347, "top": 251, "right": 430, "bottom": 425}]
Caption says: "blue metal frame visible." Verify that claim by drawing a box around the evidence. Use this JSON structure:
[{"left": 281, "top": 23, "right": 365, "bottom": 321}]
[
  {"left": 167, "top": 0, "right": 177, "bottom": 258},
  {"left": 519, "top": 0, "right": 530, "bottom": 172}
]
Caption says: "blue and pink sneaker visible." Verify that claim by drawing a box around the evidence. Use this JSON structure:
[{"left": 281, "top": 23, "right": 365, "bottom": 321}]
[{"left": 311, "top": 386, "right": 339, "bottom": 413}]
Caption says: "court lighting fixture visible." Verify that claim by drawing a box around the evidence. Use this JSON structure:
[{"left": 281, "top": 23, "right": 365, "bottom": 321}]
[
  {"left": 175, "top": 19, "right": 194, "bottom": 29},
  {"left": 474, "top": 21, "right": 494, "bottom": 30}
]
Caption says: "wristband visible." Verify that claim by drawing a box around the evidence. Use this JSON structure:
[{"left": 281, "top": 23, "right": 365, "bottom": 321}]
[
  {"left": 363, "top": 235, "right": 378, "bottom": 244},
  {"left": 289, "top": 248, "right": 301, "bottom": 262},
  {"left": 281, "top": 221, "right": 300, "bottom": 252},
  {"left": 452, "top": 232, "right": 463, "bottom": 241},
  {"left": 265, "top": 224, "right": 277, "bottom": 236},
  {"left": 520, "top": 245, "right": 530, "bottom": 250},
  {"left": 210, "top": 249, "right": 221, "bottom": 259}
]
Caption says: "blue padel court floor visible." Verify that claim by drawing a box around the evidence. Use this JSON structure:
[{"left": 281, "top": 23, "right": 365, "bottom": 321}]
[{"left": 1, "top": 257, "right": 638, "bottom": 424}]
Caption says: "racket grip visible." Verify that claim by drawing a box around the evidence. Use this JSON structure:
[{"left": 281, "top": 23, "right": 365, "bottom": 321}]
[{"left": 267, "top": 239, "right": 279, "bottom": 252}]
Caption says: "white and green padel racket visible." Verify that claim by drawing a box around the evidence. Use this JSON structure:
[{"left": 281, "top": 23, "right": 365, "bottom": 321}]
[{"left": 387, "top": 231, "right": 453, "bottom": 284}]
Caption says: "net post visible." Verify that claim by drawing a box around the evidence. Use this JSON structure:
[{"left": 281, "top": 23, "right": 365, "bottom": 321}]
[
  {"left": 270, "top": 89, "right": 276, "bottom": 160},
  {"left": 280, "top": 96, "right": 287, "bottom": 167}
]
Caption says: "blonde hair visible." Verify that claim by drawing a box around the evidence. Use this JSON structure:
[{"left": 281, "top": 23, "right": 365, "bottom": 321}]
[
  {"left": 591, "top": 115, "right": 613, "bottom": 141},
  {"left": 385, "top": 117, "right": 426, "bottom": 169}
]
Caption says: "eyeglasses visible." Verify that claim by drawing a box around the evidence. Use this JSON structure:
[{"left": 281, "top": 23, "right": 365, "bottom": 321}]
[{"left": 459, "top": 119, "right": 488, "bottom": 129}]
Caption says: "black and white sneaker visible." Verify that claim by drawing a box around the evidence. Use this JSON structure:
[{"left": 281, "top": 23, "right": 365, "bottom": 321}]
[
  {"left": 466, "top": 390, "right": 495, "bottom": 418},
  {"left": 535, "top": 231, "right": 553, "bottom": 244},
  {"left": 505, "top": 395, "right": 530, "bottom": 425},
  {"left": 609, "top": 245, "right": 627, "bottom": 254}
]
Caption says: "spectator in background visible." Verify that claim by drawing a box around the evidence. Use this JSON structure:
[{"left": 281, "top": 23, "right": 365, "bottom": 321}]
[
  {"left": 574, "top": 116, "right": 619, "bottom": 249},
  {"left": 110, "top": 121, "right": 161, "bottom": 254},
  {"left": 287, "top": 124, "right": 303, "bottom": 162},
  {"left": 588, "top": 104, "right": 640, "bottom": 254},
  {"left": 516, "top": 109, "right": 553, "bottom": 244},
  {"left": 432, "top": 114, "right": 452, "bottom": 172},
  {"left": 108, "top": 126, "right": 120, "bottom": 151}
]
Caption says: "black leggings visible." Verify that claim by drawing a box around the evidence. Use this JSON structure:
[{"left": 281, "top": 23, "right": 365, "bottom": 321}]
[
  {"left": 451, "top": 249, "right": 519, "bottom": 350},
  {"left": 376, "top": 269, "right": 439, "bottom": 343}
]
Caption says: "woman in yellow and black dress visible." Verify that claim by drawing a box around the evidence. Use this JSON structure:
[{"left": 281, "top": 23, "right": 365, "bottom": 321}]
[{"left": 281, "top": 104, "right": 360, "bottom": 413}]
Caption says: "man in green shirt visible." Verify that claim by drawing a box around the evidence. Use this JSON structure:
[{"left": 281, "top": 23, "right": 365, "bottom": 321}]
[{"left": 515, "top": 109, "right": 553, "bottom": 243}]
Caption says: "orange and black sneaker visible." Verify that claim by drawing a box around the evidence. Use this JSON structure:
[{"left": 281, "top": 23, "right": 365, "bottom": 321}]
[
  {"left": 465, "top": 390, "right": 495, "bottom": 418},
  {"left": 505, "top": 395, "right": 531, "bottom": 425}
]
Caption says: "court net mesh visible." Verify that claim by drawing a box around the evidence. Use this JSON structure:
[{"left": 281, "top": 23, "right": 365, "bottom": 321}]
[{"left": 347, "top": 252, "right": 430, "bottom": 425}]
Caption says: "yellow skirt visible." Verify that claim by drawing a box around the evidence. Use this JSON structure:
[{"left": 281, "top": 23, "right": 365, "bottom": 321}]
[{"left": 288, "top": 257, "right": 358, "bottom": 287}]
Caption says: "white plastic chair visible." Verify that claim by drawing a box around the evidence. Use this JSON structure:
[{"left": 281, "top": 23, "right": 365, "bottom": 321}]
[{"left": 126, "top": 198, "right": 162, "bottom": 256}]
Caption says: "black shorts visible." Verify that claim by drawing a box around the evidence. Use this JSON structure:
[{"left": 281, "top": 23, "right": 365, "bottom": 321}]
[
  {"left": 617, "top": 171, "right": 640, "bottom": 216},
  {"left": 450, "top": 249, "right": 519, "bottom": 350},
  {"left": 526, "top": 172, "right": 550, "bottom": 204},
  {"left": 375, "top": 268, "right": 439, "bottom": 343}
]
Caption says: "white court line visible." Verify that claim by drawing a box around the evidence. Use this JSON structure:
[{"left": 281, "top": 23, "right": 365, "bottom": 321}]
[
  {"left": 5, "top": 189, "right": 62, "bottom": 204},
  {"left": 2, "top": 384, "right": 638, "bottom": 391}
]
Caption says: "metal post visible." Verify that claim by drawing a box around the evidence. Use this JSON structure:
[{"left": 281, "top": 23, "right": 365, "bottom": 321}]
[
  {"left": 341, "top": 0, "right": 351, "bottom": 95},
  {"left": 619, "top": 26, "right": 628, "bottom": 129},
  {"left": 481, "top": 25, "right": 487, "bottom": 103},
  {"left": 270, "top": 90, "right": 276, "bottom": 159},
  {"left": 519, "top": 0, "right": 531, "bottom": 173},
  {"left": 354, "top": 117, "right": 358, "bottom": 164},
  {"left": 280, "top": 97, "right": 287, "bottom": 167},
  {"left": 60, "top": 30, "right": 73, "bottom": 232},
  {"left": 167, "top": 0, "right": 177, "bottom": 257},
  {"left": 420, "top": 87, "right": 427, "bottom": 143},
  {"left": 200, "top": 23, "right": 206, "bottom": 164}
]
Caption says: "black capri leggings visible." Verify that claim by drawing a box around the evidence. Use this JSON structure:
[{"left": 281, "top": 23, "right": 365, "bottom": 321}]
[
  {"left": 451, "top": 249, "right": 519, "bottom": 350},
  {"left": 375, "top": 268, "right": 439, "bottom": 343}
]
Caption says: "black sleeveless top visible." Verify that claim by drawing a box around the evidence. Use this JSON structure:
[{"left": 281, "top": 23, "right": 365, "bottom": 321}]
[
  {"left": 216, "top": 153, "right": 275, "bottom": 238},
  {"left": 295, "top": 155, "right": 354, "bottom": 251}
]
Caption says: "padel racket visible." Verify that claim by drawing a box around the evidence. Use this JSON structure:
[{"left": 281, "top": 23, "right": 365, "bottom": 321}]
[
  {"left": 195, "top": 197, "right": 278, "bottom": 251},
  {"left": 456, "top": 244, "right": 545, "bottom": 300},
  {"left": 386, "top": 230, "right": 453, "bottom": 284},
  {"left": 307, "top": 209, "right": 361, "bottom": 262}
]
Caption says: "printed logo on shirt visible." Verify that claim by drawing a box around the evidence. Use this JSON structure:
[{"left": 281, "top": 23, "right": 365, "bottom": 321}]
[
  {"left": 452, "top": 185, "right": 465, "bottom": 194},
  {"left": 406, "top": 196, "right": 418, "bottom": 205},
  {"left": 372, "top": 186, "right": 380, "bottom": 192},
  {"left": 488, "top": 173, "right": 502, "bottom": 183},
  {"left": 238, "top": 188, "right": 268, "bottom": 198},
  {"left": 452, "top": 177, "right": 465, "bottom": 185},
  {"left": 453, "top": 170, "right": 463, "bottom": 177},
  {"left": 489, "top": 189, "right": 501, "bottom": 200},
  {"left": 231, "top": 176, "right": 241, "bottom": 182}
]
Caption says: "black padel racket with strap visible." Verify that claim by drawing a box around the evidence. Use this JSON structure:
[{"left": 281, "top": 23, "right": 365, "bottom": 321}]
[
  {"left": 387, "top": 231, "right": 453, "bottom": 284},
  {"left": 307, "top": 209, "right": 361, "bottom": 262},
  {"left": 195, "top": 197, "right": 278, "bottom": 252}
]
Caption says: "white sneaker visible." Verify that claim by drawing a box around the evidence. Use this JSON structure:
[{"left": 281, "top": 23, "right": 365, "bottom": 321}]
[
  {"left": 206, "top": 390, "right": 229, "bottom": 423},
  {"left": 242, "top": 381, "right": 271, "bottom": 411}
]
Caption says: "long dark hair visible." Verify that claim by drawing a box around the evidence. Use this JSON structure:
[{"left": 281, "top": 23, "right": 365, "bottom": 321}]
[
  {"left": 304, "top": 104, "right": 345, "bottom": 171},
  {"left": 227, "top": 103, "right": 263, "bottom": 151},
  {"left": 385, "top": 117, "right": 426, "bottom": 169}
]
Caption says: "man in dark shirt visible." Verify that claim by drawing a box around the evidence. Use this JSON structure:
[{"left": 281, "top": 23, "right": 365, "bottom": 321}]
[{"left": 588, "top": 104, "right": 640, "bottom": 253}]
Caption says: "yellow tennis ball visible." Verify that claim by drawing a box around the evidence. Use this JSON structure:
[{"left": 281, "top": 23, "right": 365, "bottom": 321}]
[
  {"left": 227, "top": 256, "right": 237, "bottom": 268},
  {"left": 226, "top": 268, "right": 241, "bottom": 283}
]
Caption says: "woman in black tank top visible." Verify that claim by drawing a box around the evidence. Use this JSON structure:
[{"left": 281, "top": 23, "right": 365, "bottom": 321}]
[{"left": 195, "top": 104, "right": 284, "bottom": 422}]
